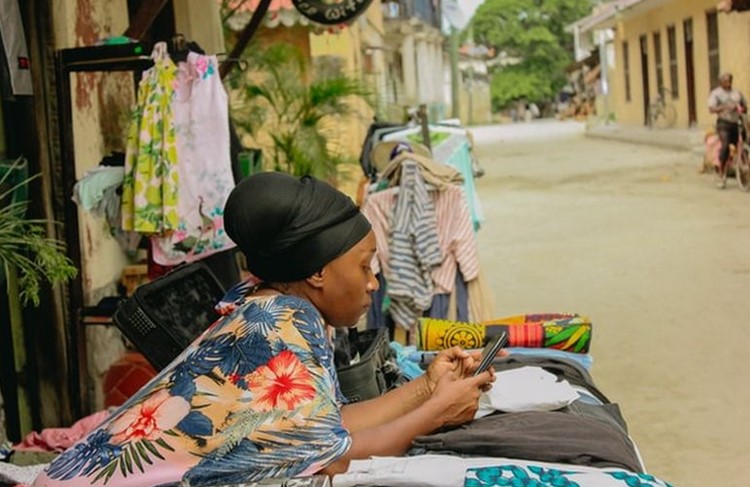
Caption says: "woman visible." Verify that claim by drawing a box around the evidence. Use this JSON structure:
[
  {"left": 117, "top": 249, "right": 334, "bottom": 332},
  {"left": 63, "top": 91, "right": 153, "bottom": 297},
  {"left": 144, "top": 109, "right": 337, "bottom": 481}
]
[{"left": 33, "top": 172, "right": 496, "bottom": 487}]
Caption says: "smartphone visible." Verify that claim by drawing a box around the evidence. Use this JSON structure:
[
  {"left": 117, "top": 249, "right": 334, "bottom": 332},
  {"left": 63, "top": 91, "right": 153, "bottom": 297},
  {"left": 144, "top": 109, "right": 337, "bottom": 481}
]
[{"left": 473, "top": 332, "right": 508, "bottom": 376}]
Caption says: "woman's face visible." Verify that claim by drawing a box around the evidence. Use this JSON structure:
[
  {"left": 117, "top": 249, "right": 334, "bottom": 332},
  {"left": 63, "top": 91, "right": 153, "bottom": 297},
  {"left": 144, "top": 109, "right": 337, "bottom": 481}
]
[{"left": 316, "top": 231, "right": 379, "bottom": 327}]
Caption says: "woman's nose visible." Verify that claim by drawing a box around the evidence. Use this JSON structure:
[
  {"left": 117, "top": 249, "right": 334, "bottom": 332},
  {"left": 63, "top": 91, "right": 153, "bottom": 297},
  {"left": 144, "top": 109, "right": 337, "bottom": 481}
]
[{"left": 367, "top": 273, "right": 379, "bottom": 293}]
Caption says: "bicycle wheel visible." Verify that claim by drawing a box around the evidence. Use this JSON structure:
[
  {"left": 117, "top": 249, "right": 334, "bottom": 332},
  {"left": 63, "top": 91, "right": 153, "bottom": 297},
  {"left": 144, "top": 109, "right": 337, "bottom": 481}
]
[
  {"left": 734, "top": 142, "right": 750, "bottom": 191},
  {"left": 647, "top": 105, "right": 659, "bottom": 128},
  {"left": 652, "top": 104, "right": 677, "bottom": 129}
]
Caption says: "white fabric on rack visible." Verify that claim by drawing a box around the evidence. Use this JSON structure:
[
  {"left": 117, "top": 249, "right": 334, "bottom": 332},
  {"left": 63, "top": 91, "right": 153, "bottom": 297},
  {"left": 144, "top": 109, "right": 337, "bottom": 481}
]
[
  {"left": 0, "top": 0, "right": 33, "bottom": 95},
  {"left": 475, "top": 366, "right": 580, "bottom": 418},
  {"left": 150, "top": 52, "right": 236, "bottom": 265}
]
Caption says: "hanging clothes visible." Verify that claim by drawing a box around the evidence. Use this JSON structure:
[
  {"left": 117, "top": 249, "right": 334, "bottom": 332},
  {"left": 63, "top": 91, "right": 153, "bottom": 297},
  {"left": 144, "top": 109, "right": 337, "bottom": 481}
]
[
  {"left": 379, "top": 151, "right": 463, "bottom": 190},
  {"left": 0, "top": 0, "right": 33, "bottom": 96},
  {"left": 363, "top": 183, "right": 479, "bottom": 296},
  {"left": 431, "top": 133, "right": 484, "bottom": 230},
  {"left": 121, "top": 42, "right": 180, "bottom": 234},
  {"left": 149, "top": 51, "right": 236, "bottom": 265},
  {"left": 385, "top": 160, "right": 442, "bottom": 330}
]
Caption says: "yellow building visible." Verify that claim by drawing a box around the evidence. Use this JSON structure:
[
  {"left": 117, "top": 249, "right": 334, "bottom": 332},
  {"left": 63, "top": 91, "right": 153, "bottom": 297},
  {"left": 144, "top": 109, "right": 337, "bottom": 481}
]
[{"left": 583, "top": 0, "right": 750, "bottom": 129}]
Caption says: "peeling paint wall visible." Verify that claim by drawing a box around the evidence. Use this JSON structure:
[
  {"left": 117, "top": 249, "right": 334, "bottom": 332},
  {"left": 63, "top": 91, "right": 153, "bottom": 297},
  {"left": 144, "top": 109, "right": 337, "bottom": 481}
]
[{"left": 53, "top": 0, "right": 134, "bottom": 411}]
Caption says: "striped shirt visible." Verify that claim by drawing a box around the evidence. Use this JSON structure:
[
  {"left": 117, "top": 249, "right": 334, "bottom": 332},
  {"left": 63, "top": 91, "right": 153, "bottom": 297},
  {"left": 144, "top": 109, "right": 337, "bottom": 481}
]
[{"left": 362, "top": 183, "right": 480, "bottom": 298}]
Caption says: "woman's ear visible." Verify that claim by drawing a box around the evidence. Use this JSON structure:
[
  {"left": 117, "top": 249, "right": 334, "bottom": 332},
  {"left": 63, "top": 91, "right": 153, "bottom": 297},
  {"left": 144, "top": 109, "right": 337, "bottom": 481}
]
[{"left": 305, "top": 268, "right": 326, "bottom": 289}]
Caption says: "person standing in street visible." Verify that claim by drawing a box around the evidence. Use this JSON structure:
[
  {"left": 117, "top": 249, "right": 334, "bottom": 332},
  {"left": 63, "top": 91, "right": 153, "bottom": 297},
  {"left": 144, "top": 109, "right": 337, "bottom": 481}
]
[{"left": 708, "top": 72, "right": 747, "bottom": 188}]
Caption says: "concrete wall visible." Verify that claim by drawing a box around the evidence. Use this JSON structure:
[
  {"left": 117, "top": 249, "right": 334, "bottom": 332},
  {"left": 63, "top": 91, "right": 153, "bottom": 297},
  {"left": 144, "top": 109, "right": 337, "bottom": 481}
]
[{"left": 611, "top": 0, "right": 750, "bottom": 129}]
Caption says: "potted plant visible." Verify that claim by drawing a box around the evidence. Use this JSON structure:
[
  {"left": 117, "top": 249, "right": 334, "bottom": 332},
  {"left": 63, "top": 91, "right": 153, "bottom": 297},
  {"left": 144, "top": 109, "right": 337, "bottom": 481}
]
[
  {"left": 228, "top": 43, "right": 370, "bottom": 180},
  {"left": 0, "top": 157, "right": 77, "bottom": 436}
]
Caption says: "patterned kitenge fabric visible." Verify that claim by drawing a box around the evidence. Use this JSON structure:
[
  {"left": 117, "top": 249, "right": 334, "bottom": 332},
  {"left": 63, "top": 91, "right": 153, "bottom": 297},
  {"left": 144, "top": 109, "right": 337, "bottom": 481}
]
[
  {"left": 32, "top": 294, "right": 351, "bottom": 487},
  {"left": 419, "top": 313, "right": 592, "bottom": 354}
]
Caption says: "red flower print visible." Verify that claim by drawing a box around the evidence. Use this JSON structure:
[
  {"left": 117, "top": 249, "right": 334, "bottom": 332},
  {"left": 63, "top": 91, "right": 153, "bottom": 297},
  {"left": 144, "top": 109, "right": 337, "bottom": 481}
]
[
  {"left": 248, "top": 350, "right": 316, "bottom": 411},
  {"left": 109, "top": 390, "right": 190, "bottom": 443}
]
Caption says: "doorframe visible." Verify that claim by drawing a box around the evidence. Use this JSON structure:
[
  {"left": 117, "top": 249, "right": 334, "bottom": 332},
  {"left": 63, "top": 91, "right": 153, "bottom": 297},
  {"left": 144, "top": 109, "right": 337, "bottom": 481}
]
[
  {"left": 683, "top": 17, "right": 697, "bottom": 126},
  {"left": 639, "top": 34, "right": 650, "bottom": 126}
]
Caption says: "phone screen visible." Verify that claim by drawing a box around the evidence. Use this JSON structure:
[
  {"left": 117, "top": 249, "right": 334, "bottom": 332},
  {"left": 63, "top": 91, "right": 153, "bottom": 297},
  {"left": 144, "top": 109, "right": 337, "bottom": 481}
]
[{"left": 473, "top": 332, "right": 508, "bottom": 376}]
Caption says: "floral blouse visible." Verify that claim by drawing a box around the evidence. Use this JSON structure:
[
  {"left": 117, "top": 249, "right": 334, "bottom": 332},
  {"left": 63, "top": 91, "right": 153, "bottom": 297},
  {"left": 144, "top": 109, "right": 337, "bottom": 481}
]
[{"left": 32, "top": 294, "right": 351, "bottom": 487}]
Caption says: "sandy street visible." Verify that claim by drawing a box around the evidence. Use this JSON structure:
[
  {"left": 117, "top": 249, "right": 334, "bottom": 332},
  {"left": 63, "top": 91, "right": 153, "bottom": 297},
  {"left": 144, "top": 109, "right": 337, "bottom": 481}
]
[{"left": 471, "top": 120, "right": 750, "bottom": 487}]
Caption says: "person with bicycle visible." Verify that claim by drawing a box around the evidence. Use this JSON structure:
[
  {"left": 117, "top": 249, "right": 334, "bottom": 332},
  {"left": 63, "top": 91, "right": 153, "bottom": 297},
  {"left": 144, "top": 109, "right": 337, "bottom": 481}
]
[{"left": 708, "top": 72, "right": 747, "bottom": 188}]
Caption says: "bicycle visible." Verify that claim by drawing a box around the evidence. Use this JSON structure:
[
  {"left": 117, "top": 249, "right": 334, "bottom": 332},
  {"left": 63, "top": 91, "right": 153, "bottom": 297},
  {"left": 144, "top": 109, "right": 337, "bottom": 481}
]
[
  {"left": 715, "top": 110, "right": 750, "bottom": 190},
  {"left": 647, "top": 87, "right": 677, "bottom": 129},
  {"left": 714, "top": 108, "right": 750, "bottom": 192}
]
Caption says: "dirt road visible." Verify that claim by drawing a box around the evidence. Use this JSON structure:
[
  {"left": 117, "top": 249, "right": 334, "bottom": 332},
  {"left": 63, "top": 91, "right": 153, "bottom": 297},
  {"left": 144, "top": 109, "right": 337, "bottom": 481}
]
[{"left": 471, "top": 121, "right": 749, "bottom": 487}]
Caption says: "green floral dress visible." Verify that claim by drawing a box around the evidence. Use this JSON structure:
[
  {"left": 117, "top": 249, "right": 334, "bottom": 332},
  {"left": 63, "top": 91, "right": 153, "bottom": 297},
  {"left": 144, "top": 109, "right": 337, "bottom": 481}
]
[{"left": 121, "top": 42, "right": 180, "bottom": 234}]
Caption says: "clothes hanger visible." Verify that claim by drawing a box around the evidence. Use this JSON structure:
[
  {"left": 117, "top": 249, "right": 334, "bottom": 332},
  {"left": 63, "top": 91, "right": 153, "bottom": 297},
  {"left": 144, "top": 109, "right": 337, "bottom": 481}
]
[{"left": 167, "top": 34, "right": 247, "bottom": 71}]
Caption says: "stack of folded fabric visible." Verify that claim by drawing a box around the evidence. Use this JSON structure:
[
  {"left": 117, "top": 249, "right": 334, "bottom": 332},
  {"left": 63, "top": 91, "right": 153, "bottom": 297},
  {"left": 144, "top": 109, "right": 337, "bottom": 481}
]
[{"left": 419, "top": 313, "right": 592, "bottom": 354}]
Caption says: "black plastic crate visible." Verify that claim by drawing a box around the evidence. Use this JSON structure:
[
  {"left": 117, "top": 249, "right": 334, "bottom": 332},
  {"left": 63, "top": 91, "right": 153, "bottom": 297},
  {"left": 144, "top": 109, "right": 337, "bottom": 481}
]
[{"left": 113, "top": 262, "right": 225, "bottom": 371}]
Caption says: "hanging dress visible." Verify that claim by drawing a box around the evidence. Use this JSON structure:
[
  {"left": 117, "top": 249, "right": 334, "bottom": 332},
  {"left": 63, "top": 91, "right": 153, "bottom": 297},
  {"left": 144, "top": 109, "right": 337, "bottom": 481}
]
[
  {"left": 121, "top": 42, "right": 180, "bottom": 234},
  {"left": 149, "top": 51, "right": 236, "bottom": 265}
]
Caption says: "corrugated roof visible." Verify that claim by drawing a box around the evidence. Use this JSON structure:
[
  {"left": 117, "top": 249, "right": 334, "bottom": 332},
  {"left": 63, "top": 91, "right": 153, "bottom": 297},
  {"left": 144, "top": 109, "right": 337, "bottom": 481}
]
[
  {"left": 231, "top": 0, "right": 295, "bottom": 12},
  {"left": 566, "top": 0, "right": 650, "bottom": 34}
]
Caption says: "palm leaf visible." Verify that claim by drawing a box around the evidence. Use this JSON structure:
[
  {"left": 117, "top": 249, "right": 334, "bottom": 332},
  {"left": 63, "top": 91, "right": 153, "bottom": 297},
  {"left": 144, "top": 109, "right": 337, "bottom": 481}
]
[
  {"left": 0, "top": 162, "right": 77, "bottom": 306},
  {"left": 142, "top": 439, "right": 166, "bottom": 460}
]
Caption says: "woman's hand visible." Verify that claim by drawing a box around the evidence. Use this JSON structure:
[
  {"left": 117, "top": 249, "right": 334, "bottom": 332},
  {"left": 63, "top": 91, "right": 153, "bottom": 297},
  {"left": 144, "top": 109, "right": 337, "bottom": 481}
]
[
  {"left": 424, "top": 346, "right": 507, "bottom": 394},
  {"left": 429, "top": 371, "right": 495, "bottom": 427}
]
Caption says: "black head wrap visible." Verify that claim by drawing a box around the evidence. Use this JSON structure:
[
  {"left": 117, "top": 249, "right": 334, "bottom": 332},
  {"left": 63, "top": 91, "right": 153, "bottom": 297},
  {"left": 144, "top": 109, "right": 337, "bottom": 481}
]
[{"left": 224, "top": 172, "right": 372, "bottom": 283}]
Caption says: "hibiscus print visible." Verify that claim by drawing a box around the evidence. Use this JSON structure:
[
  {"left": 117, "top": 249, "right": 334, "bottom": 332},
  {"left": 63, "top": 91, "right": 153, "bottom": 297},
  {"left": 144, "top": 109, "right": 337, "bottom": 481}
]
[
  {"left": 109, "top": 389, "right": 190, "bottom": 443},
  {"left": 248, "top": 350, "right": 316, "bottom": 411}
]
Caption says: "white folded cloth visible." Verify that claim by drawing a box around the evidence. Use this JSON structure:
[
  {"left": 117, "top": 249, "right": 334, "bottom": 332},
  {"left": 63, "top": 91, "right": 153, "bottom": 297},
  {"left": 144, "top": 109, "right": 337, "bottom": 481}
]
[{"left": 475, "top": 365, "right": 580, "bottom": 418}]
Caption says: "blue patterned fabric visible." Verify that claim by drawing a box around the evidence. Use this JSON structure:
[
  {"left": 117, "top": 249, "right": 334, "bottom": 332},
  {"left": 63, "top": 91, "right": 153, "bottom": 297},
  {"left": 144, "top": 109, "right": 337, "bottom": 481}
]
[
  {"left": 34, "top": 295, "right": 350, "bottom": 487},
  {"left": 465, "top": 465, "right": 675, "bottom": 487}
]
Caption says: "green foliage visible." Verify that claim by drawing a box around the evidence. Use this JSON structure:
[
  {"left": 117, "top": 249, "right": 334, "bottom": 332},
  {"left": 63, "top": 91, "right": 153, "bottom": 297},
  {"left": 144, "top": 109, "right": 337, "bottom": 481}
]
[
  {"left": 0, "top": 159, "right": 77, "bottom": 306},
  {"left": 228, "top": 43, "right": 369, "bottom": 179},
  {"left": 471, "top": 0, "right": 594, "bottom": 110}
]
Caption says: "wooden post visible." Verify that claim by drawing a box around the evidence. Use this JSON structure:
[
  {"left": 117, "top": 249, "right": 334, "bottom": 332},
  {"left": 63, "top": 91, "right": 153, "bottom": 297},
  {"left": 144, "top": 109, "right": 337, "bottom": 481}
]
[
  {"left": 419, "top": 104, "right": 431, "bottom": 152},
  {"left": 220, "top": 0, "right": 273, "bottom": 79},
  {"left": 124, "top": 0, "right": 171, "bottom": 41}
]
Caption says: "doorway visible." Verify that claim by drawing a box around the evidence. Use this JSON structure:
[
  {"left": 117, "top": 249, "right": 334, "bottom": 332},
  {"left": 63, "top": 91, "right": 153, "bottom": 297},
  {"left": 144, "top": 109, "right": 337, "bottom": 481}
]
[
  {"left": 683, "top": 18, "right": 697, "bottom": 126},
  {"left": 639, "top": 35, "right": 650, "bottom": 126}
]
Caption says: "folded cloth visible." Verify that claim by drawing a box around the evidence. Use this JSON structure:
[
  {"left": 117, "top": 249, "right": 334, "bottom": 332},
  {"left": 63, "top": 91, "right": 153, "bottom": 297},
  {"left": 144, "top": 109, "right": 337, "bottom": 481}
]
[
  {"left": 14, "top": 409, "right": 110, "bottom": 453},
  {"left": 380, "top": 152, "right": 464, "bottom": 190},
  {"left": 71, "top": 166, "right": 124, "bottom": 212},
  {"left": 0, "top": 462, "right": 48, "bottom": 486},
  {"left": 475, "top": 366, "right": 579, "bottom": 418},
  {"left": 332, "top": 455, "right": 673, "bottom": 487},
  {"left": 412, "top": 411, "right": 644, "bottom": 473}
]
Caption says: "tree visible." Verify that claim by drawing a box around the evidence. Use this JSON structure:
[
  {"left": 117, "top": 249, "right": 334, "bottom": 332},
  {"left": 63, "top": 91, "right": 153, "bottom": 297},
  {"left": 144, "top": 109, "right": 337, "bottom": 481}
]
[{"left": 471, "top": 0, "right": 594, "bottom": 110}]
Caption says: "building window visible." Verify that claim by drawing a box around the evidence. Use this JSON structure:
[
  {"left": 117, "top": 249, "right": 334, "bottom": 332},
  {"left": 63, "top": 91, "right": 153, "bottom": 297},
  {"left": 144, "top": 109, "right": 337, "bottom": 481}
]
[
  {"left": 653, "top": 31, "right": 664, "bottom": 96},
  {"left": 667, "top": 25, "right": 679, "bottom": 98},
  {"left": 623, "top": 41, "right": 631, "bottom": 102},
  {"left": 706, "top": 10, "right": 720, "bottom": 88}
]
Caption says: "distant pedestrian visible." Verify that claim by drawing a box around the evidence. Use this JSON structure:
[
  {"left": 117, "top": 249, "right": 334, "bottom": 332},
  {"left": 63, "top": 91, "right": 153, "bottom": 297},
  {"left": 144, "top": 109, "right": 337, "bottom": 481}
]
[
  {"left": 529, "top": 103, "right": 540, "bottom": 119},
  {"left": 708, "top": 72, "right": 747, "bottom": 188}
]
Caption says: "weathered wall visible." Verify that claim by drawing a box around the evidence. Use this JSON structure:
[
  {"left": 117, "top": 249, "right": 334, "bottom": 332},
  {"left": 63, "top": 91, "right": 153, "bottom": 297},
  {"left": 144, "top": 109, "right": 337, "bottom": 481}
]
[
  {"left": 173, "top": 0, "right": 226, "bottom": 54},
  {"left": 52, "top": 0, "right": 133, "bottom": 412},
  {"left": 611, "top": 0, "right": 750, "bottom": 128},
  {"left": 309, "top": 1, "right": 385, "bottom": 160}
]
